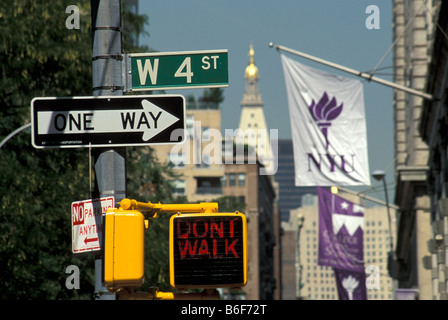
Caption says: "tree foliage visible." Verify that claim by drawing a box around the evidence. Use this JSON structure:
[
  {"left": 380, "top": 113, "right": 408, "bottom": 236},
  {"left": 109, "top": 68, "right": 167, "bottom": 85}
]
[
  {"left": 200, "top": 88, "right": 224, "bottom": 104},
  {"left": 212, "top": 196, "right": 246, "bottom": 213},
  {"left": 0, "top": 0, "right": 94, "bottom": 300},
  {"left": 0, "top": 1, "right": 174, "bottom": 299}
]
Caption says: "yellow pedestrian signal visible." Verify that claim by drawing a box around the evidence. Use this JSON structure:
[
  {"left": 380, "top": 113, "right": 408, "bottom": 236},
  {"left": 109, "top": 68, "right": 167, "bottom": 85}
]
[
  {"left": 104, "top": 207, "right": 147, "bottom": 291},
  {"left": 102, "top": 198, "right": 246, "bottom": 294},
  {"left": 169, "top": 212, "right": 247, "bottom": 289}
]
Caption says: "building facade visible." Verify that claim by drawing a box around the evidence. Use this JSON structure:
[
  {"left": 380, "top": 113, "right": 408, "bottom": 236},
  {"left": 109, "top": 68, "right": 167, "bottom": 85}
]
[
  {"left": 419, "top": 0, "right": 448, "bottom": 300},
  {"left": 392, "top": 0, "right": 436, "bottom": 299},
  {"left": 151, "top": 102, "right": 225, "bottom": 203},
  {"left": 222, "top": 158, "right": 277, "bottom": 299}
]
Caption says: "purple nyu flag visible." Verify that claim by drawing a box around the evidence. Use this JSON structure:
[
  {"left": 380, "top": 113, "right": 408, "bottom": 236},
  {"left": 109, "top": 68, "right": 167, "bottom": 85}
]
[
  {"left": 334, "top": 268, "right": 367, "bottom": 300},
  {"left": 317, "top": 187, "right": 364, "bottom": 273}
]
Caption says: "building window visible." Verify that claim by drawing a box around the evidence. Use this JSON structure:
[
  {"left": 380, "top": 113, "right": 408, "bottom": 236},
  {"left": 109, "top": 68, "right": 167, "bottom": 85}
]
[
  {"left": 238, "top": 173, "right": 246, "bottom": 187},
  {"left": 229, "top": 173, "right": 236, "bottom": 186},
  {"left": 220, "top": 175, "right": 227, "bottom": 187},
  {"left": 202, "top": 154, "right": 210, "bottom": 168},
  {"left": 172, "top": 180, "right": 186, "bottom": 195},
  {"left": 186, "top": 114, "right": 195, "bottom": 138},
  {"left": 202, "top": 126, "right": 210, "bottom": 142},
  {"left": 168, "top": 153, "right": 186, "bottom": 168},
  {"left": 196, "top": 177, "right": 222, "bottom": 195},
  {"left": 196, "top": 154, "right": 210, "bottom": 168}
]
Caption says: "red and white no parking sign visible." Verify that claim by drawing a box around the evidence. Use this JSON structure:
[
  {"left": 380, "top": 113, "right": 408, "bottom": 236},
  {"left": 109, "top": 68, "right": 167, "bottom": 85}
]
[{"left": 71, "top": 197, "right": 114, "bottom": 254}]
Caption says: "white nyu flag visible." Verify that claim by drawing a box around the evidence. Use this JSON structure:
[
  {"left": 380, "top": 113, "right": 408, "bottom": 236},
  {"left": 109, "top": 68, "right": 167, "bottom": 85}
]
[{"left": 281, "top": 54, "right": 370, "bottom": 186}]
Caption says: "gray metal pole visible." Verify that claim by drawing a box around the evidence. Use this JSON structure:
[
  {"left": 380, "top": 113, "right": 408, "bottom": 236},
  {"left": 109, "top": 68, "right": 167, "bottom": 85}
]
[
  {"left": 0, "top": 123, "right": 31, "bottom": 149},
  {"left": 382, "top": 178, "right": 396, "bottom": 300},
  {"left": 335, "top": 185, "right": 400, "bottom": 210},
  {"left": 270, "top": 42, "right": 433, "bottom": 101},
  {"left": 91, "top": 0, "right": 125, "bottom": 300}
]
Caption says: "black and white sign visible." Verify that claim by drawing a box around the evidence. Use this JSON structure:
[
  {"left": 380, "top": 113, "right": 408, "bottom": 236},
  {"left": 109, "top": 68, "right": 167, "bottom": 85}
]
[{"left": 31, "top": 95, "right": 185, "bottom": 148}]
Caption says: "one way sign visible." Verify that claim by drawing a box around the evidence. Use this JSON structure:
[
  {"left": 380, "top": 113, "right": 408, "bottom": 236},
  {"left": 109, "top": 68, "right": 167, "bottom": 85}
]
[{"left": 31, "top": 95, "right": 185, "bottom": 148}]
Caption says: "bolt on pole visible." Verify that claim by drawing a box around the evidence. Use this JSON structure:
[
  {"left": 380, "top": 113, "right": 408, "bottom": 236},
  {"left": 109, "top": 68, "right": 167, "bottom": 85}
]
[{"left": 91, "top": 0, "right": 125, "bottom": 300}]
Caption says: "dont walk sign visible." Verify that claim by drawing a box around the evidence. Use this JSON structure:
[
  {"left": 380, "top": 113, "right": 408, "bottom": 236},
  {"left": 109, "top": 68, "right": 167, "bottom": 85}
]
[
  {"left": 72, "top": 197, "right": 114, "bottom": 254},
  {"left": 169, "top": 212, "right": 248, "bottom": 289}
]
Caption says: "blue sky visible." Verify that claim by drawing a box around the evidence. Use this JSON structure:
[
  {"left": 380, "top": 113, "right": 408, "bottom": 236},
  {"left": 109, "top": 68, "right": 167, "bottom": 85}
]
[{"left": 137, "top": 0, "right": 395, "bottom": 203}]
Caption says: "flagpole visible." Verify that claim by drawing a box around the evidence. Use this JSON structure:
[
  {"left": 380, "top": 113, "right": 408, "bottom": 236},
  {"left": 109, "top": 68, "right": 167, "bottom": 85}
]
[
  {"left": 334, "top": 186, "right": 400, "bottom": 210},
  {"left": 269, "top": 42, "right": 433, "bottom": 101}
]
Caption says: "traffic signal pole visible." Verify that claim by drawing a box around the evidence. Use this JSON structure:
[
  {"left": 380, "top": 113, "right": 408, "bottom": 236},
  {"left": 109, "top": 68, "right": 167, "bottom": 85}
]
[
  {"left": 119, "top": 198, "right": 219, "bottom": 216},
  {"left": 91, "top": 0, "right": 124, "bottom": 300}
]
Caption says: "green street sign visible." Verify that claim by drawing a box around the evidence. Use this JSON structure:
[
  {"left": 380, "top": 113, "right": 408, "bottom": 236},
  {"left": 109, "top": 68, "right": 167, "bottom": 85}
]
[{"left": 125, "top": 50, "right": 228, "bottom": 91}]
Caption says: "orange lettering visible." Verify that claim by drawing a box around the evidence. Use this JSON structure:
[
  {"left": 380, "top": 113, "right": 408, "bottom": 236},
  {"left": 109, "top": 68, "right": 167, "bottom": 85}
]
[
  {"left": 210, "top": 222, "right": 223, "bottom": 238},
  {"left": 212, "top": 239, "right": 224, "bottom": 258},
  {"left": 225, "top": 239, "right": 239, "bottom": 258},
  {"left": 193, "top": 220, "right": 208, "bottom": 238},
  {"left": 178, "top": 239, "right": 198, "bottom": 259},
  {"left": 229, "top": 219, "right": 237, "bottom": 238},
  {"left": 198, "top": 239, "right": 210, "bottom": 256},
  {"left": 177, "top": 221, "right": 190, "bottom": 239}
]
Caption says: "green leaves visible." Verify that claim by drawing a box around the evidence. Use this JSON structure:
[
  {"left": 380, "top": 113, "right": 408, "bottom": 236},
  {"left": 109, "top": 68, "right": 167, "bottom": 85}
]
[{"left": 0, "top": 1, "right": 153, "bottom": 299}]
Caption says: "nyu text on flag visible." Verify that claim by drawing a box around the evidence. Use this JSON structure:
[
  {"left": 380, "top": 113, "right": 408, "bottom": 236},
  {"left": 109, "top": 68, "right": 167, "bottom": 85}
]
[
  {"left": 317, "top": 187, "right": 365, "bottom": 273},
  {"left": 280, "top": 54, "right": 371, "bottom": 186}
]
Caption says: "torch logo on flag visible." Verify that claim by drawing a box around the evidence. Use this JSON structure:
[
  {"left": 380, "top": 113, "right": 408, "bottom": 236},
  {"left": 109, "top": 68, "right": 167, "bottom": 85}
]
[{"left": 309, "top": 91, "right": 343, "bottom": 150}]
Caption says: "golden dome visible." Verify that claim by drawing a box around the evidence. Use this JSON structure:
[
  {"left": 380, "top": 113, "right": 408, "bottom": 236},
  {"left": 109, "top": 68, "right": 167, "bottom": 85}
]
[{"left": 244, "top": 44, "right": 259, "bottom": 79}]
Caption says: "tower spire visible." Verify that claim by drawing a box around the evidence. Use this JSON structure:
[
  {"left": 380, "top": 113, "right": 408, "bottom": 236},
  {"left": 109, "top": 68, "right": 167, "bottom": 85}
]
[
  {"left": 241, "top": 43, "right": 262, "bottom": 107},
  {"left": 245, "top": 43, "right": 259, "bottom": 80},
  {"left": 238, "top": 44, "right": 275, "bottom": 175}
]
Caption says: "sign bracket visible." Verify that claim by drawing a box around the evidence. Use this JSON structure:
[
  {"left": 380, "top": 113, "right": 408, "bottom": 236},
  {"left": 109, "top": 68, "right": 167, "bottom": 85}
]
[{"left": 122, "top": 53, "right": 131, "bottom": 93}]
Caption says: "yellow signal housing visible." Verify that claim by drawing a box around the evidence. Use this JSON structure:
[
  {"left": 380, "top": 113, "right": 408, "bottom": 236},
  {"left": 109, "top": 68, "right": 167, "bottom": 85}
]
[{"left": 104, "top": 207, "right": 147, "bottom": 291}]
